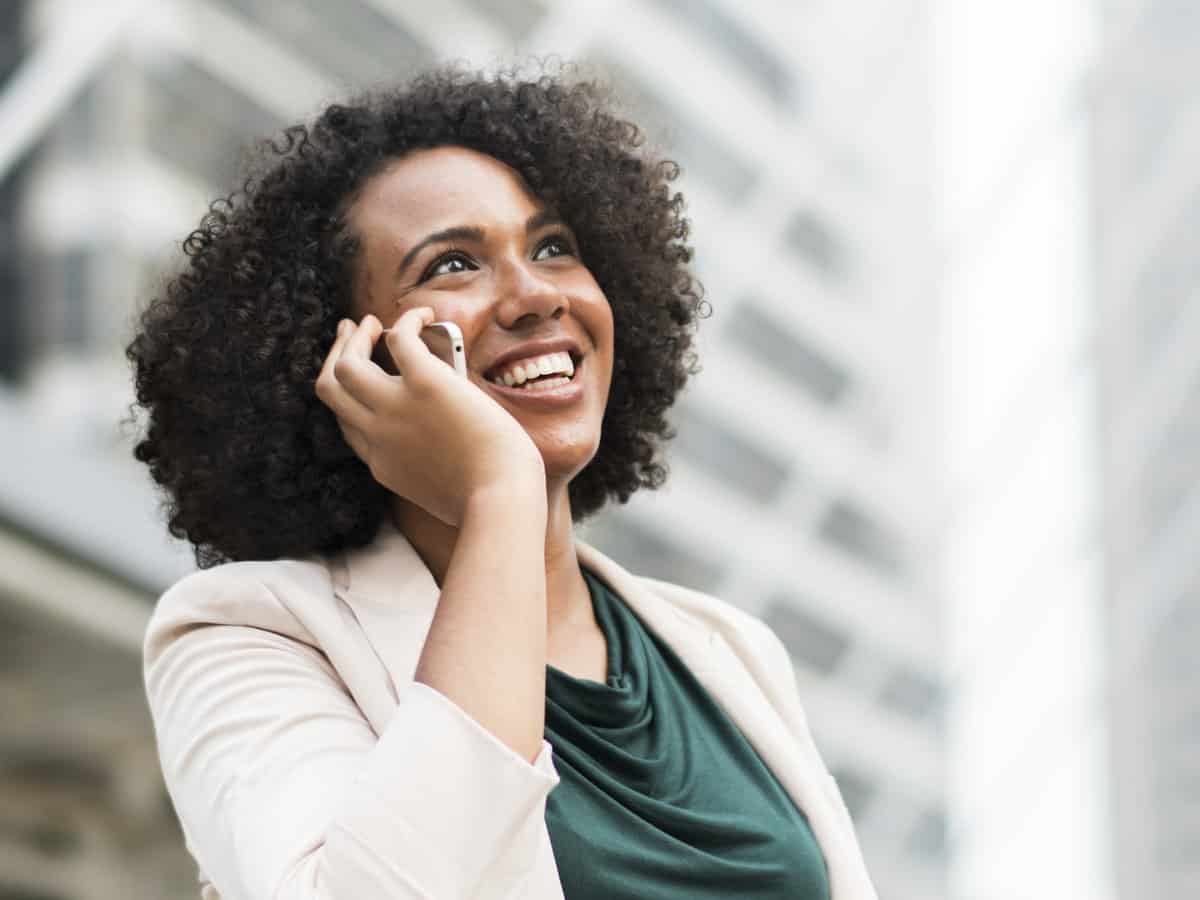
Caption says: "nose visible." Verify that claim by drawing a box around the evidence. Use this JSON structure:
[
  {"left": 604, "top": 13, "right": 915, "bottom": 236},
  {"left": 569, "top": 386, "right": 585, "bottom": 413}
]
[{"left": 494, "top": 258, "right": 567, "bottom": 330}]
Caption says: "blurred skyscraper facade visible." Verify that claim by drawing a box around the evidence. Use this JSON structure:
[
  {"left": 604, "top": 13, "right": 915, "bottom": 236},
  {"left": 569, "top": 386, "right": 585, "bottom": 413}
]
[
  {"left": 1091, "top": 2, "right": 1200, "bottom": 897},
  {"left": 0, "top": 1, "right": 945, "bottom": 897},
  {"left": 577, "top": 3, "right": 946, "bottom": 896}
]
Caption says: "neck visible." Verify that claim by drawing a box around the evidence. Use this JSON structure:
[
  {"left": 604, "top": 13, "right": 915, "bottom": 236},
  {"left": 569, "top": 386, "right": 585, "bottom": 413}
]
[{"left": 391, "top": 477, "right": 592, "bottom": 636}]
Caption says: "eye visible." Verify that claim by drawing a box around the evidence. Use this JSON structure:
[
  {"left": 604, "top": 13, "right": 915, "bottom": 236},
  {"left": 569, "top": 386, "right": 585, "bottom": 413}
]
[
  {"left": 533, "top": 234, "right": 574, "bottom": 261},
  {"left": 421, "top": 251, "right": 476, "bottom": 282}
]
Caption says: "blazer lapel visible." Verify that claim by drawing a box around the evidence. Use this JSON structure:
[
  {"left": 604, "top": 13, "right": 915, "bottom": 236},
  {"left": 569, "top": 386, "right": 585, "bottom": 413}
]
[{"left": 330, "top": 521, "right": 442, "bottom": 733}]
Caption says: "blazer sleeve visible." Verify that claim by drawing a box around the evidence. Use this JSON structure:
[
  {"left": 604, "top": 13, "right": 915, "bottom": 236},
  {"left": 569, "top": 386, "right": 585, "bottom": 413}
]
[{"left": 144, "top": 575, "right": 560, "bottom": 900}]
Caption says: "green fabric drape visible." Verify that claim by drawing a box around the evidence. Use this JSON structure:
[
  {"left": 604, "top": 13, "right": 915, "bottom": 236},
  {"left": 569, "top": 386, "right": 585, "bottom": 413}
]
[{"left": 544, "top": 568, "right": 831, "bottom": 900}]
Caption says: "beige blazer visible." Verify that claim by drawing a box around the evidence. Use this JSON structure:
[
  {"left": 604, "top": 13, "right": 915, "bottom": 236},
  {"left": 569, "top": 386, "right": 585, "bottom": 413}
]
[{"left": 144, "top": 519, "right": 879, "bottom": 899}]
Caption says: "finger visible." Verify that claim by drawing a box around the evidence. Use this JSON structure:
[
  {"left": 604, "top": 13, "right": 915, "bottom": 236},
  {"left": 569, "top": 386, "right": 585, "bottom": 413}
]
[
  {"left": 335, "top": 315, "right": 405, "bottom": 407},
  {"left": 316, "top": 320, "right": 376, "bottom": 427},
  {"left": 342, "top": 313, "right": 384, "bottom": 363},
  {"left": 321, "top": 325, "right": 370, "bottom": 454},
  {"left": 318, "top": 318, "right": 354, "bottom": 383},
  {"left": 318, "top": 371, "right": 374, "bottom": 433},
  {"left": 336, "top": 419, "right": 369, "bottom": 460},
  {"left": 334, "top": 330, "right": 405, "bottom": 410},
  {"left": 384, "top": 307, "right": 440, "bottom": 385}
]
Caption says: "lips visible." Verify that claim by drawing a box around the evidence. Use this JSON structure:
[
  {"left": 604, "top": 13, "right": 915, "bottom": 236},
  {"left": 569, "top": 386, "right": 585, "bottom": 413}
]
[
  {"left": 480, "top": 355, "right": 586, "bottom": 410},
  {"left": 480, "top": 337, "right": 584, "bottom": 382}
]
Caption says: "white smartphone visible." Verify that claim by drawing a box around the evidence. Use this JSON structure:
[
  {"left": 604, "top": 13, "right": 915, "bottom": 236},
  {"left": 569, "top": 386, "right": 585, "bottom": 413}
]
[
  {"left": 373, "top": 320, "right": 467, "bottom": 377},
  {"left": 419, "top": 321, "right": 468, "bottom": 377}
]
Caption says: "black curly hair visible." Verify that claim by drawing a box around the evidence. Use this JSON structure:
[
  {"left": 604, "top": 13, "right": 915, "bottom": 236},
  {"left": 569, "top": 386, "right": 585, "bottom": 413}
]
[{"left": 126, "top": 63, "right": 705, "bottom": 568}]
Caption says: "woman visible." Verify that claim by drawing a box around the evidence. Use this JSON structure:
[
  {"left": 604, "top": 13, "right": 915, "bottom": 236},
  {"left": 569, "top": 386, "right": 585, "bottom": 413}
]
[{"left": 129, "top": 65, "right": 877, "bottom": 899}]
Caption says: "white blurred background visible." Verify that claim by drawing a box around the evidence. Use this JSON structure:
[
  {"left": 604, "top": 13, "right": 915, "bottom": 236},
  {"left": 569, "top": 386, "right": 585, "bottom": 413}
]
[{"left": 0, "top": 0, "right": 1193, "bottom": 897}]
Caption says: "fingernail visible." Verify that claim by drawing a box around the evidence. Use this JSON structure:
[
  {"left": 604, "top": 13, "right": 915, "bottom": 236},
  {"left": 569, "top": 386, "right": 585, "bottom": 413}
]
[{"left": 337, "top": 320, "right": 348, "bottom": 336}]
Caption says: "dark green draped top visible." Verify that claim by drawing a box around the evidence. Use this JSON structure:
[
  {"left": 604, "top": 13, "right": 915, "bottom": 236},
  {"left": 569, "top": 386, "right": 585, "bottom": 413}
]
[{"left": 544, "top": 568, "right": 830, "bottom": 899}]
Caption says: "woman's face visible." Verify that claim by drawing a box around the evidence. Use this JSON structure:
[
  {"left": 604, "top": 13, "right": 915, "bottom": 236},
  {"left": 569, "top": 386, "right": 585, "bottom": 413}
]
[{"left": 347, "top": 145, "right": 615, "bottom": 486}]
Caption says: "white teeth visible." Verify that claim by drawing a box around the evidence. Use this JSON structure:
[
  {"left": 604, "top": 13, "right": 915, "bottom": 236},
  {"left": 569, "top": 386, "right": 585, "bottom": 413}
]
[
  {"left": 489, "top": 351, "right": 578, "bottom": 386},
  {"left": 519, "top": 375, "right": 571, "bottom": 392}
]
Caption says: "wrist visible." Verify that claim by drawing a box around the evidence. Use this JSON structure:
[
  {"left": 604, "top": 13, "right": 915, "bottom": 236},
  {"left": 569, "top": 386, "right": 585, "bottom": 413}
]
[{"left": 464, "top": 476, "right": 547, "bottom": 526}]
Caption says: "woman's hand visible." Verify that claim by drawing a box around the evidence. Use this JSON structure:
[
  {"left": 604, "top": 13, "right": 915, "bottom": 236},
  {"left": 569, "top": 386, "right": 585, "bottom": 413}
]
[{"left": 315, "top": 308, "right": 545, "bottom": 527}]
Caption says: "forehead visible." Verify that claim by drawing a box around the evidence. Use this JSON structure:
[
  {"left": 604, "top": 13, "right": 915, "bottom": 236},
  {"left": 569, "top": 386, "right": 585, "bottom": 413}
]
[{"left": 349, "top": 146, "right": 542, "bottom": 238}]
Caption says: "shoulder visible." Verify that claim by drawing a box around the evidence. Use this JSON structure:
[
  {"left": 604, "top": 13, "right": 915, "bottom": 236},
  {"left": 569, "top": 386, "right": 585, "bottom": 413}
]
[
  {"left": 576, "top": 538, "right": 786, "bottom": 666},
  {"left": 144, "top": 556, "right": 336, "bottom": 666},
  {"left": 630, "top": 572, "right": 804, "bottom": 724},
  {"left": 632, "top": 573, "right": 784, "bottom": 657}
]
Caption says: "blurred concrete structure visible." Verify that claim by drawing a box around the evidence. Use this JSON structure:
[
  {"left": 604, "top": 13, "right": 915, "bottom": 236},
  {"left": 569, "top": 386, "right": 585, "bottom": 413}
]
[
  {"left": 1, "top": 0, "right": 945, "bottom": 897},
  {"left": 1091, "top": 2, "right": 1200, "bottom": 897}
]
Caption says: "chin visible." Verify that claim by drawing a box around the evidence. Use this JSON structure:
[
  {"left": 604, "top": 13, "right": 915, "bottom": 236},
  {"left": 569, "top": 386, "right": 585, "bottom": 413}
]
[{"left": 535, "top": 437, "right": 601, "bottom": 486}]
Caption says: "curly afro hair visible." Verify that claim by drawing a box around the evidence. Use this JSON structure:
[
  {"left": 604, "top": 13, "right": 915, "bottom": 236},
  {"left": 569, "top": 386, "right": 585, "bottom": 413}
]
[{"left": 126, "top": 63, "right": 705, "bottom": 568}]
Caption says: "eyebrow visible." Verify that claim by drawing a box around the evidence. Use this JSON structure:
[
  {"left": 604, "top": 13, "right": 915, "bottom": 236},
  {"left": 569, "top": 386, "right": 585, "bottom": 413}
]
[{"left": 396, "top": 210, "right": 567, "bottom": 279}]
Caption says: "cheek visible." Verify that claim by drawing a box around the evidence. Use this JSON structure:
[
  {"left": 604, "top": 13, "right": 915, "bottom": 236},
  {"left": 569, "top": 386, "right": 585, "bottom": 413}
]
[
  {"left": 390, "top": 293, "right": 468, "bottom": 322},
  {"left": 595, "top": 305, "right": 616, "bottom": 372},
  {"left": 579, "top": 285, "right": 614, "bottom": 348}
]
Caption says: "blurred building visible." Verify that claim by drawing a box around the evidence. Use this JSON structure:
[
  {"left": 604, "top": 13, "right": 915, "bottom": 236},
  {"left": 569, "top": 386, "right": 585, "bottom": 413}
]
[
  {"left": 1, "top": 0, "right": 945, "bottom": 897},
  {"left": 1091, "top": 2, "right": 1200, "bottom": 897},
  {"left": 577, "top": 3, "right": 948, "bottom": 896}
]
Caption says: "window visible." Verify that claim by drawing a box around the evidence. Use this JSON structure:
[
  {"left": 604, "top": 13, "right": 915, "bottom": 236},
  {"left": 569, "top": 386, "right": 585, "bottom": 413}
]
[
  {"left": 143, "top": 57, "right": 282, "bottom": 188},
  {"left": 0, "top": 0, "right": 25, "bottom": 368},
  {"left": 827, "top": 765, "right": 877, "bottom": 822},
  {"left": 816, "top": 498, "right": 906, "bottom": 578},
  {"left": 58, "top": 250, "right": 90, "bottom": 348},
  {"left": 1147, "top": 0, "right": 1200, "bottom": 45},
  {"left": 646, "top": 0, "right": 797, "bottom": 107},
  {"left": 783, "top": 209, "right": 847, "bottom": 280},
  {"left": 762, "top": 595, "right": 851, "bottom": 675},
  {"left": 0, "top": 154, "right": 29, "bottom": 379},
  {"left": 6, "top": 751, "right": 111, "bottom": 794},
  {"left": 585, "top": 515, "right": 725, "bottom": 595},
  {"left": 725, "top": 300, "right": 852, "bottom": 406},
  {"left": 55, "top": 75, "right": 101, "bottom": 152},
  {"left": 0, "top": 2, "right": 21, "bottom": 84},
  {"left": 590, "top": 54, "right": 756, "bottom": 203},
  {"left": 671, "top": 403, "right": 791, "bottom": 504},
  {"left": 906, "top": 807, "right": 948, "bottom": 861},
  {"left": 1140, "top": 368, "right": 1200, "bottom": 545},
  {"left": 1150, "top": 584, "right": 1200, "bottom": 707},
  {"left": 877, "top": 663, "right": 943, "bottom": 725},
  {"left": 469, "top": 0, "right": 549, "bottom": 39},
  {"left": 226, "top": 0, "right": 432, "bottom": 86},
  {"left": 1155, "top": 581, "right": 1200, "bottom": 664},
  {"left": 1133, "top": 186, "right": 1200, "bottom": 366}
]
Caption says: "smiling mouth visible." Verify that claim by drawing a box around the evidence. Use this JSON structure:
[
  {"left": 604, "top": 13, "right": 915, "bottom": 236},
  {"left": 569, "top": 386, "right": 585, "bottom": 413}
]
[
  {"left": 484, "top": 351, "right": 582, "bottom": 390},
  {"left": 479, "top": 357, "right": 586, "bottom": 404}
]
